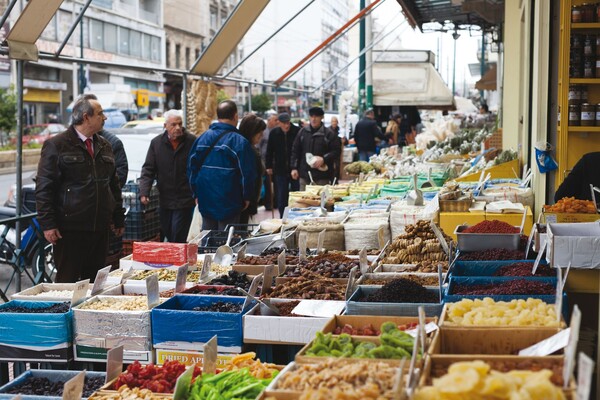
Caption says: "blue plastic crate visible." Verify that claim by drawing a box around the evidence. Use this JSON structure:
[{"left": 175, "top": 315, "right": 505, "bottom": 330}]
[
  {"left": 124, "top": 209, "right": 160, "bottom": 240},
  {"left": 0, "top": 370, "right": 105, "bottom": 399},
  {"left": 451, "top": 260, "right": 551, "bottom": 277},
  {"left": 446, "top": 276, "right": 557, "bottom": 300},
  {"left": 122, "top": 182, "right": 159, "bottom": 212}
]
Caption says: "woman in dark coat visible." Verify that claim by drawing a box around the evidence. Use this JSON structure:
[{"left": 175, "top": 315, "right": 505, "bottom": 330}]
[{"left": 238, "top": 114, "right": 267, "bottom": 224}]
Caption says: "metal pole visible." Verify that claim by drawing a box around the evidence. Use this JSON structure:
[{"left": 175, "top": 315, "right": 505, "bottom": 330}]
[
  {"left": 222, "top": 0, "right": 317, "bottom": 78},
  {"left": 358, "top": 0, "right": 366, "bottom": 114},
  {"left": 55, "top": 0, "right": 93, "bottom": 57},
  {"left": 452, "top": 37, "right": 456, "bottom": 96},
  {"left": 0, "top": 0, "right": 18, "bottom": 32},
  {"left": 182, "top": 74, "right": 188, "bottom": 122},
  {"left": 365, "top": 0, "right": 373, "bottom": 110},
  {"left": 274, "top": 88, "right": 278, "bottom": 114},
  {"left": 15, "top": 59, "right": 23, "bottom": 292},
  {"left": 248, "top": 82, "right": 252, "bottom": 112},
  {"left": 79, "top": 11, "right": 85, "bottom": 94},
  {"left": 480, "top": 32, "right": 486, "bottom": 98}
]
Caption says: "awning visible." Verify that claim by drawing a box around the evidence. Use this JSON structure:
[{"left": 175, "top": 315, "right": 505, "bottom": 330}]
[
  {"left": 475, "top": 64, "right": 497, "bottom": 91},
  {"left": 372, "top": 62, "right": 455, "bottom": 109}
]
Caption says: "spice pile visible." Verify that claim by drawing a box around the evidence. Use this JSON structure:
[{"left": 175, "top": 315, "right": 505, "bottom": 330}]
[
  {"left": 463, "top": 220, "right": 520, "bottom": 234},
  {"left": 362, "top": 274, "right": 439, "bottom": 286},
  {"left": 383, "top": 220, "right": 451, "bottom": 264},
  {"left": 255, "top": 300, "right": 301, "bottom": 316},
  {"left": 452, "top": 279, "right": 555, "bottom": 295},
  {"left": 264, "top": 273, "right": 345, "bottom": 300},
  {"left": 459, "top": 248, "right": 526, "bottom": 261},
  {"left": 493, "top": 262, "right": 555, "bottom": 277},
  {"left": 361, "top": 278, "right": 438, "bottom": 304}
]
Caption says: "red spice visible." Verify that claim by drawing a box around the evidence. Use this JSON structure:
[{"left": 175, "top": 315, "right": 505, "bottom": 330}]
[
  {"left": 459, "top": 248, "right": 526, "bottom": 261},
  {"left": 453, "top": 279, "right": 555, "bottom": 295},
  {"left": 494, "top": 262, "right": 555, "bottom": 277},
  {"left": 463, "top": 220, "right": 520, "bottom": 234}
]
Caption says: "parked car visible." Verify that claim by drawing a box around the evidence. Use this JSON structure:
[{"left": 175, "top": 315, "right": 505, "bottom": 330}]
[
  {"left": 103, "top": 109, "right": 127, "bottom": 129},
  {"left": 121, "top": 118, "right": 165, "bottom": 129},
  {"left": 12, "top": 123, "right": 67, "bottom": 145}
]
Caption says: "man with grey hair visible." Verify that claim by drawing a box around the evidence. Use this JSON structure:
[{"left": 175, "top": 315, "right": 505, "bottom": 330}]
[
  {"left": 139, "top": 109, "right": 196, "bottom": 242},
  {"left": 35, "top": 94, "right": 125, "bottom": 282}
]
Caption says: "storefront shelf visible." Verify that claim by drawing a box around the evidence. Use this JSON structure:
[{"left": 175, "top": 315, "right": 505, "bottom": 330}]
[
  {"left": 572, "top": 23, "right": 600, "bottom": 29},
  {"left": 568, "top": 126, "right": 600, "bottom": 132},
  {"left": 570, "top": 78, "right": 600, "bottom": 84}
]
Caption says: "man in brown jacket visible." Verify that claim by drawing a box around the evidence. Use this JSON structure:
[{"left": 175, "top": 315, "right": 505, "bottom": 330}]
[{"left": 36, "top": 95, "right": 125, "bottom": 282}]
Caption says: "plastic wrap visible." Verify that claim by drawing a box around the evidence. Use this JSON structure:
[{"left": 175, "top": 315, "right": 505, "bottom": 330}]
[
  {"left": 389, "top": 204, "right": 438, "bottom": 238},
  {"left": 11, "top": 283, "right": 93, "bottom": 301},
  {"left": 344, "top": 218, "right": 390, "bottom": 250},
  {"left": 0, "top": 301, "right": 72, "bottom": 347},
  {"left": 132, "top": 242, "right": 198, "bottom": 265},
  {"left": 151, "top": 295, "right": 253, "bottom": 352}
]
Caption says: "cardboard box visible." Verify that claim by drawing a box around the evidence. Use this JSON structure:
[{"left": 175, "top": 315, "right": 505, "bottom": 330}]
[
  {"left": 119, "top": 254, "right": 189, "bottom": 271},
  {"left": 74, "top": 344, "right": 154, "bottom": 364},
  {"left": 321, "top": 315, "right": 437, "bottom": 336},
  {"left": 0, "top": 370, "right": 105, "bottom": 398},
  {"left": 438, "top": 303, "right": 566, "bottom": 328},
  {"left": 155, "top": 349, "right": 235, "bottom": 367},
  {"left": 543, "top": 210, "right": 600, "bottom": 224},
  {"left": 243, "top": 299, "right": 331, "bottom": 345},
  {"left": 132, "top": 242, "right": 198, "bottom": 265},
  {"left": 11, "top": 283, "right": 93, "bottom": 301},
  {"left": 534, "top": 223, "right": 548, "bottom": 253},
  {"left": 546, "top": 222, "right": 600, "bottom": 268}
]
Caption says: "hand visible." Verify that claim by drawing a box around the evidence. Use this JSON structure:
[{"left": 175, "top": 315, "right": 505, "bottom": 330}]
[
  {"left": 242, "top": 200, "right": 250, "bottom": 211},
  {"left": 140, "top": 196, "right": 149, "bottom": 205},
  {"left": 266, "top": 169, "right": 273, "bottom": 176},
  {"left": 44, "top": 228, "right": 62, "bottom": 245},
  {"left": 312, "top": 156, "right": 324, "bottom": 168},
  {"left": 291, "top": 169, "right": 299, "bottom": 180},
  {"left": 112, "top": 226, "right": 125, "bottom": 237}
]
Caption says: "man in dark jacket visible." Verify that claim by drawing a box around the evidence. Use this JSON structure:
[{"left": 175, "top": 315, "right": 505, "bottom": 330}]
[
  {"left": 139, "top": 109, "right": 196, "bottom": 243},
  {"left": 555, "top": 152, "right": 600, "bottom": 201},
  {"left": 266, "top": 112, "right": 300, "bottom": 217},
  {"left": 354, "top": 109, "right": 384, "bottom": 161},
  {"left": 35, "top": 95, "right": 125, "bottom": 282},
  {"left": 187, "top": 100, "right": 257, "bottom": 230},
  {"left": 291, "top": 106, "right": 341, "bottom": 190}
]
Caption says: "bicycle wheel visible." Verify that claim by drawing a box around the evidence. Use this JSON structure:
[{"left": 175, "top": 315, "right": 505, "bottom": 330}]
[{"left": 34, "top": 243, "right": 56, "bottom": 283}]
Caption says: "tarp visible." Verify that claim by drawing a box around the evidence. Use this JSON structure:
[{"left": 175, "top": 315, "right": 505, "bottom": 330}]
[
  {"left": 372, "top": 62, "right": 455, "bottom": 109},
  {"left": 476, "top": 64, "right": 498, "bottom": 91}
]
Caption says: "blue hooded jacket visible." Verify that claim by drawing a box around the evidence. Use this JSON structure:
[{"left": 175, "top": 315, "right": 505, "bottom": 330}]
[{"left": 187, "top": 122, "right": 257, "bottom": 221}]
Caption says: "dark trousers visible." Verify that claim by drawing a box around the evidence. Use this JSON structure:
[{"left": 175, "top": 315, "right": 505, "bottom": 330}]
[
  {"left": 159, "top": 206, "right": 195, "bottom": 243},
  {"left": 274, "top": 174, "right": 300, "bottom": 218},
  {"left": 201, "top": 213, "right": 240, "bottom": 231},
  {"left": 54, "top": 229, "right": 109, "bottom": 283},
  {"left": 263, "top": 176, "right": 274, "bottom": 210}
]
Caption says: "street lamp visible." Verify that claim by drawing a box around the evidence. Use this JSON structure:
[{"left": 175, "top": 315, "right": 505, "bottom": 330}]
[{"left": 452, "top": 27, "right": 460, "bottom": 96}]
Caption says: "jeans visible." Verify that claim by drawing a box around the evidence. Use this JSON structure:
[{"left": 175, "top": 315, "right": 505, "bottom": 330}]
[
  {"left": 274, "top": 175, "right": 300, "bottom": 218},
  {"left": 160, "top": 206, "right": 195, "bottom": 243},
  {"left": 358, "top": 151, "right": 375, "bottom": 162},
  {"left": 201, "top": 213, "right": 240, "bottom": 231}
]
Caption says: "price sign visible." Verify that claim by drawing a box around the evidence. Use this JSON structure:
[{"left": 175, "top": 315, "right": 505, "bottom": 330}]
[
  {"left": 62, "top": 370, "right": 85, "bottom": 400},
  {"left": 71, "top": 279, "right": 90, "bottom": 307},
  {"left": 203, "top": 335, "right": 218, "bottom": 375},
  {"left": 106, "top": 346, "right": 124, "bottom": 384},
  {"left": 173, "top": 365, "right": 195, "bottom": 400},
  {"left": 146, "top": 274, "right": 160, "bottom": 309},
  {"left": 200, "top": 255, "right": 212, "bottom": 281},
  {"left": 91, "top": 266, "right": 111, "bottom": 296},
  {"left": 175, "top": 265, "right": 188, "bottom": 293},
  {"left": 277, "top": 250, "right": 286, "bottom": 275}
]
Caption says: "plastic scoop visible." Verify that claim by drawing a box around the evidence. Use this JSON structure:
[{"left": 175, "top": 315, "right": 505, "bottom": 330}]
[
  {"left": 213, "top": 226, "right": 234, "bottom": 266},
  {"left": 421, "top": 167, "right": 436, "bottom": 188},
  {"left": 406, "top": 174, "right": 423, "bottom": 206}
]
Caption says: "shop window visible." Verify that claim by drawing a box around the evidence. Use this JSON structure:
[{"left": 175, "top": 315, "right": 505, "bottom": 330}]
[
  {"left": 175, "top": 44, "right": 181, "bottom": 69},
  {"left": 118, "top": 26, "right": 130, "bottom": 55},
  {"left": 150, "top": 36, "right": 161, "bottom": 62},
  {"left": 104, "top": 23, "right": 117, "bottom": 53},
  {"left": 185, "top": 47, "right": 190, "bottom": 69},
  {"left": 90, "top": 19, "right": 103, "bottom": 50},
  {"left": 142, "top": 33, "right": 151, "bottom": 60},
  {"left": 210, "top": 7, "right": 217, "bottom": 31},
  {"left": 130, "top": 30, "right": 141, "bottom": 58},
  {"left": 166, "top": 41, "right": 170, "bottom": 68}
]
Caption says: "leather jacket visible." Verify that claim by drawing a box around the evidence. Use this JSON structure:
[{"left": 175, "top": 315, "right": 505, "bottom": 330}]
[{"left": 36, "top": 126, "right": 125, "bottom": 232}]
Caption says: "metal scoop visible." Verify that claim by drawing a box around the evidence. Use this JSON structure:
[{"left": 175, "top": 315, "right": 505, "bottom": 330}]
[
  {"left": 213, "top": 226, "right": 234, "bottom": 266},
  {"left": 406, "top": 174, "right": 423, "bottom": 206},
  {"left": 421, "top": 167, "right": 436, "bottom": 188}
]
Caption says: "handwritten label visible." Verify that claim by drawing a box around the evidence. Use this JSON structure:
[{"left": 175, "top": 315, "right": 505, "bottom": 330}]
[
  {"left": 106, "top": 346, "right": 124, "bottom": 384},
  {"left": 203, "top": 335, "right": 218, "bottom": 375},
  {"left": 91, "top": 266, "right": 111, "bottom": 296},
  {"left": 62, "top": 370, "right": 85, "bottom": 400},
  {"left": 345, "top": 266, "right": 358, "bottom": 300},
  {"left": 430, "top": 221, "right": 449, "bottom": 255},
  {"left": 299, "top": 234, "right": 307, "bottom": 261},
  {"left": 519, "top": 328, "right": 570, "bottom": 356},
  {"left": 261, "top": 266, "right": 277, "bottom": 296},
  {"left": 418, "top": 306, "right": 427, "bottom": 354},
  {"left": 242, "top": 274, "right": 262, "bottom": 312},
  {"left": 146, "top": 274, "right": 160, "bottom": 309},
  {"left": 377, "top": 226, "right": 386, "bottom": 249},
  {"left": 532, "top": 241, "right": 547, "bottom": 275},
  {"left": 237, "top": 243, "right": 247, "bottom": 260},
  {"left": 175, "top": 265, "right": 187, "bottom": 293},
  {"left": 277, "top": 250, "right": 286, "bottom": 275},
  {"left": 359, "top": 247, "right": 368, "bottom": 275},
  {"left": 200, "top": 255, "right": 212, "bottom": 281},
  {"left": 71, "top": 279, "right": 90, "bottom": 307}
]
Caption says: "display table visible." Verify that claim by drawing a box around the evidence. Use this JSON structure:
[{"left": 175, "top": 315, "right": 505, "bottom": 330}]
[{"left": 440, "top": 207, "right": 533, "bottom": 240}]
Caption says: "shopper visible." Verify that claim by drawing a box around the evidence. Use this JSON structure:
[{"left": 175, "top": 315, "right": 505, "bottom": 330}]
[
  {"left": 266, "top": 112, "right": 300, "bottom": 218},
  {"left": 385, "top": 118, "right": 399, "bottom": 146},
  {"left": 35, "top": 94, "right": 125, "bottom": 282},
  {"left": 555, "top": 151, "right": 600, "bottom": 201},
  {"left": 290, "top": 106, "right": 341, "bottom": 190},
  {"left": 188, "top": 100, "right": 257, "bottom": 230},
  {"left": 238, "top": 115, "right": 266, "bottom": 224},
  {"left": 259, "top": 114, "right": 278, "bottom": 211},
  {"left": 354, "top": 109, "right": 384, "bottom": 161},
  {"left": 139, "top": 109, "right": 196, "bottom": 243}
]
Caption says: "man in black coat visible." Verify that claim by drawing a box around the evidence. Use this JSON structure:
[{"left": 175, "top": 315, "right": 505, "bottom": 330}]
[
  {"left": 139, "top": 110, "right": 196, "bottom": 242},
  {"left": 555, "top": 152, "right": 600, "bottom": 201},
  {"left": 266, "top": 112, "right": 300, "bottom": 218},
  {"left": 354, "top": 109, "right": 384, "bottom": 161}
]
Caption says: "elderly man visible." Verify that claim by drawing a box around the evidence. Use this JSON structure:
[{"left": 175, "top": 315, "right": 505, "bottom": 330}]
[
  {"left": 188, "top": 100, "right": 257, "bottom": 230},
  {"left": 266, "top": 112, "right": 300, "bottom": 217},
  {"left": 290, "top": 106, "right": 341, "bottom": 190},
  {"left": 139, "top": 109, "right": 196, "bottom": 242},
  {"left": 36, "top": 95, "right": 125, "bottom": 282}
]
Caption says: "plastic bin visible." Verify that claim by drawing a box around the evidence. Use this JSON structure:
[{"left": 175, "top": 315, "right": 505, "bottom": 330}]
[{"left": 124, "top": 209, "right": 161, "bottom": 241}]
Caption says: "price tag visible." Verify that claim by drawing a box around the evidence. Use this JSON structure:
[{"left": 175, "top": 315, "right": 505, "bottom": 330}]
[
  {"left": 175, "top": 265, "right": 188, "bottom": 293},
  {"left": 359, "top": 247, "right": 368, "bottom": 275},
  {"left": 555, "top": 266, "right": 565, "bottom": 323},
  {"left": 261, "top": 265, "right": 277, "bottom": 296},
  {"left": 405, "top": 322, "right": 439, "bottom": 338},
  {"left": 577, "top": 352, "right": 594, "bottom": 400},
  {"left": 519, "top": 328, "right": 570, "bottom": 356},
  {"left": 320, "top": 191, "right": 327, "bottom": 209},
  {"left": 106, "top": 346, "right": 124, "bottom": 384},
  {"left": 120, "top": 267, "right": 135, "bottom": 284},
  {"left": 291, "top": 300, "right": 346, "bottom": 317},
  {"left": 243, "top": 274, "right": 263, "bottom": 311},
  {"left": 62, "top": 370, "right": 85, "bottom": 400},
  {"left": 91, "top": 266, "right": 111, "bottom": 296},
  {"left": 146, "top": 274, "right": 160, "bottom": 309},
  {"left": 299, "top": 234, "right": 308, "bottom": 261},
  {"left": 173, "top": 365, "right": 195, "bottom": 400},
  {"left": 406, "top": 329, "right": 419, "bottom": 390},
  {"left": 258, "top": 298, "right": 281, "bottom": 316},
  {"left": 564, "top": 305, "right": 581, "bottom": 389},
  {"left": 438, "top": 264, "right": 444, "bottom": 303},
  {"left": 525, "top": 223, "right": 537, "bottom": 259},
  {"left": 345, "top": 266, "right": 358, "bottom": 300},
  {"left": 281, "top": 207, "right": 290, "bottom": 223},
  {"left": 418, "top": 306, "right": 427, "bottom": 354},
  {"left": 277, "top": 250, "right": 286, "bottom": 276},
  {"left": 377, "top": 226, "right": 386, "bottom": 249},
  {"left": 237, "top": 243, "right": 247, "bottom": 260},
  {"left": 317, "top": 229, "right": 326, "bottom": 254},
  {"left": 391, "top": 358, "right": 406, "bottom": 400},
  {"left": 203, "top": 335, "right": 218, "bottom": 375},
  {"left": 531, "top": 241, "right": 547, "bottom": 275},
  {"left": 71, "top": 279, "right": 90, "bottom": 307},
  {"left": 200, "top": 254, "right": 212, "bottom": 281},
  {"left": 430, "top": 221, "right": 449, "bottom": 256}
]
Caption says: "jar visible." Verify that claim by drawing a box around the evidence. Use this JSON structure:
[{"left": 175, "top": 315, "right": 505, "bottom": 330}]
[
  {"left": 573, "top": 5, "right": 582, "bottom": 23},
  {"left": 569, "top": 104, "right": 581, "bottom": 126},
  {"left": 584, "top": 56, "right": 595, "bottom": 77},
  {"left": 581, "top": 85, "right": 589, "bottom": 103},
  {"left": 571, "top": 34, "right": 583, "bottom": 50},
  {"left": 581, "top": 103, "right": 595, "bottom": 126},
  {"left": 570, "top": 63, "right": 583, "bottom": 78},
  {"left": 582, "top": 3, "right": 596, "bottom": 22},
  {"left": 596, "top": 104, "right": 600, "bottom": 126},
  {"left": 584, "top": 35, "right": 596, "bottom": 55},
  {"left": 569, "top": 85, "right": 581, "bottom": 105},
  {"left": 596, "top": 57, "right": 600, "bottom": 77}
]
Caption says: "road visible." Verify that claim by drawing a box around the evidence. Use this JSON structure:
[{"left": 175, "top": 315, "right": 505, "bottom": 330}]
[{"left": 0, "top": 170, "right": 36, "bottom": 206}]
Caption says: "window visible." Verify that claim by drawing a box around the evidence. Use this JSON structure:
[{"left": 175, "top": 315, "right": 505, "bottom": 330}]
[
  {"left": 221, "top": 10, "right": 227, "bottom": 25},
  {"left": 104, "top": 23, "right": 117, "bottom": 53},
  {"left": 90, "top": 19, "right": 103, "bottom": 50},
  {"left": 195, "top": 48, "right": 200, "bottom": 61},
  {"left": 175, "top": 44, "right": 181, "bottom": 69},
  {"left": 41, "top": 15, "right": 57, "bottom": 41},
  {"left": 118, "top": 26, "right": 129, "bottom": 55},
  {"left": 210, "top": 7, "right": 217, "bottom": 31},
  {"left": 166, "top": 41, "right": 170, "bottom": 68},
  {"left": 185, "top": 47, "right": 190, "bottom": 69},
  {"left": 142, "top": 33, "right": 151, "bottom": 60},
  {"left": 130, "top": 30, "right": 141, "bottom": 58},
  {"left": 150, "top": 36, "right": 160, "bottom": 62}
]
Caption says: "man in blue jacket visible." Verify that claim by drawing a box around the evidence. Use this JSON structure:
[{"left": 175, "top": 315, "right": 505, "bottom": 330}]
[{"left": 187, "top": 100, "right": 257, "bottom": 230}]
